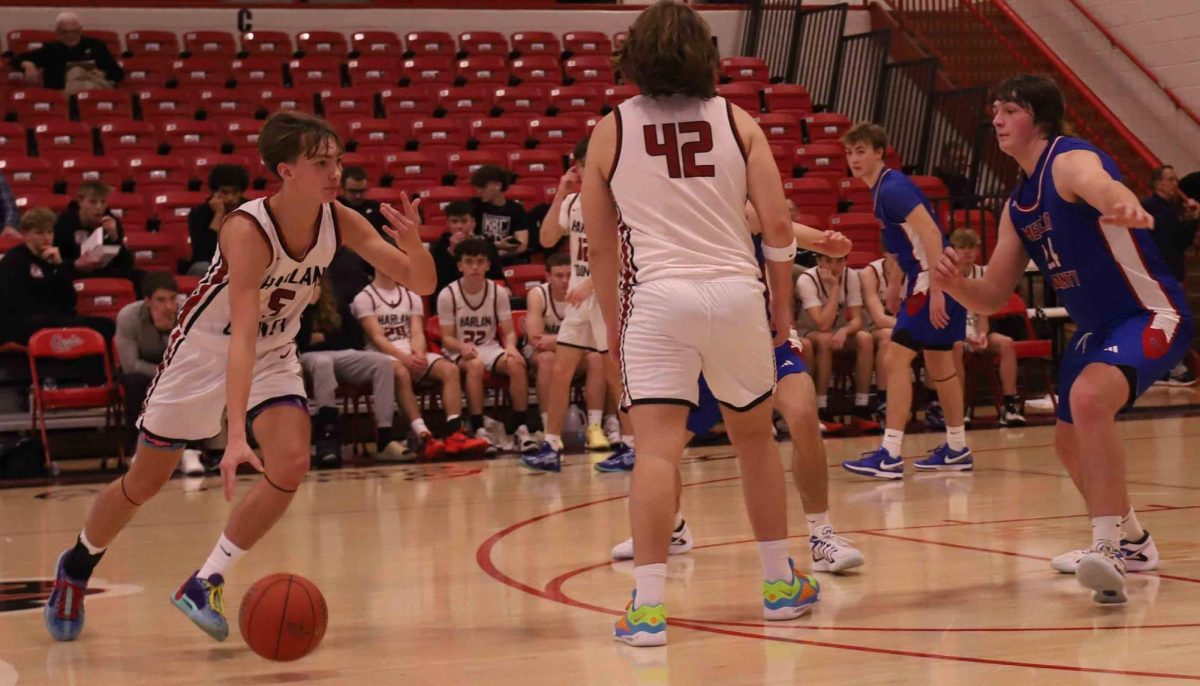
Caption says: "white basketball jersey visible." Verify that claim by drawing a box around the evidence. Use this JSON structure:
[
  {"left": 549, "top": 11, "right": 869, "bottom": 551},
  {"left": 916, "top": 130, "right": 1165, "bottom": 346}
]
[
  {"left": 179, "top": 198, "right": 338, "bottom": 352},
  {"left": 352, "top": 283, "right": 424, "bottom": 354},
  {"left": 866, "top": 258, "right": 890, "bottom": 301},
  {"left": 560, "top": 192, "right": 590, "bottom": 291},
  {"left": 531, "top": 283, "right": 565, "bottom": 334},
  {"left": 608, "top": 95, "right": 759, "bottom": 285},
  {"left": 437, "top": 279, "right": 510, "bottom": 347}
]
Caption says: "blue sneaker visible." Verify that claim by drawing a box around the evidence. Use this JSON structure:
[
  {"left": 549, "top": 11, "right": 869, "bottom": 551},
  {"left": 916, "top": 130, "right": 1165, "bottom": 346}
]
[
  {"left": 44, "top": 550, "right": 87, "bottom": 641},
  {"left": 520, "top": 442, "right": 561, "bottom": 472},
  {"left": 170, "top": 572, "right": 228, "bottom": 641},
  {"left": 913, "top": 443, "right": 973, "bottom": 471},
  {"left": 842, "top": 447, "right": 904, "bottom": 480},
  {"left": 595, "top": 444, "right": 635, "bottom": 472}
]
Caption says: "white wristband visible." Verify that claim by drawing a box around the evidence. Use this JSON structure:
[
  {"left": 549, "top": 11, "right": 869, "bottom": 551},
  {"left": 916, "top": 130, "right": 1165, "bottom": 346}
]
[{"left": 761, "top": 239, "right": 797, "bottom": 262}]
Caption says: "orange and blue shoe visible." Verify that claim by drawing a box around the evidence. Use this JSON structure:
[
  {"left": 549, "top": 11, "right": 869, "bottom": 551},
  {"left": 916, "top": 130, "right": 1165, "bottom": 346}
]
[
  {"left": 763, "top": 558, "right": 820, "bottom": 620},
  {"left": 613, "top": 591, "right": 667, "bottom": 647},
  {"left": 44, "top": 550, "right": 87, "bottom": 641},
  {"left": 170, "top": 571, "right": 228, "bottom": 641}
]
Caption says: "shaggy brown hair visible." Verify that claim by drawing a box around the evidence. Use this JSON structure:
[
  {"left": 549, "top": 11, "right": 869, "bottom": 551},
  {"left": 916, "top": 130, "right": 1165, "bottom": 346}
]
[{"left": 616, "top": 1, "right": 718, "bottom": 99}]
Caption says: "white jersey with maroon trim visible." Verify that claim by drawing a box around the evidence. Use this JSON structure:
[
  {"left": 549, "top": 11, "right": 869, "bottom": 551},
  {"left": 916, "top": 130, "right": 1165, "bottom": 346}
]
[
  {"left": 436, "top": 279, "right": 512, "bottom": 347},
  {"left": 176, "top": 197, "right": 339, "bottom": 352},
  {"left": 608, "top": 94, "right": 759, "bottom": 286},
  {"left": 530, "top": 282, "right": 565, "bottom": 334},
  {"left": 352, "top": 283, "right": 424, "bottom": 354},
  {"left": 559, "top": 191, "right": 592, "bottom": 293}
]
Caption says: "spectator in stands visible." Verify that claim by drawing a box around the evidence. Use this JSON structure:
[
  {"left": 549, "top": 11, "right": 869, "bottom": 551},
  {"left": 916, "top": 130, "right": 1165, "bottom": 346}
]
[
  {"left": 338, "top": 166, "right": 386, "bottom": 231},
  {"left": 432, "top": 200, "right": 502, "bottom": 294},
  {"left": 187, "top": 164, "right": 249, "bottom": 276},
  {"left": 795, "top": 253, "right": 879, "bottom": 433},
  {"left": 1142, "top": 165, "right": 1199, "bottom": 387},
  {"left": 0, "top": 207, "right": 114, "bottom": 345},
  {"left": 113, "top": 272, "right": 205, "bottom": 474},
  {"left": 470, "top": 165, "right": 529, "bottom": 265},
  {"left": 947, "top": 229, "right": 1026, "bottom": 426},
  {"left": 1, "top": 173, "right": 18, "bottom": 238},
  {"left": 325, "top": 166, "right": 386, "bottom": 306},
  {"left": 299, "top": 276, "right": 404, "bottom": 467},
  {"left": 933, "top": 141, "right": 975, "bottom": 209},
  {"left": 54, "top": 181, "right": 137, "bottom": 287},
  {"left": 9, "top": 12, "right": 124, "bottom": 93}
]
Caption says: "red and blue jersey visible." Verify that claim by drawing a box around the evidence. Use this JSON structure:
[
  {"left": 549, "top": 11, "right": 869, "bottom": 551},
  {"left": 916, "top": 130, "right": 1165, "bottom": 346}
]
[{"left": 871, "top": 168, "right": 945, "bottom": 297}]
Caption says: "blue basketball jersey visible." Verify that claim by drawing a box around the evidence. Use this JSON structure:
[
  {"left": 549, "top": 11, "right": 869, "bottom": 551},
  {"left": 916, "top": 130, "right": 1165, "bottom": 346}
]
[
  {"left": 871, "top": 168, "right": 945, "bottom": 297},
  {"left": 1007, "top": 136, "right": 1189, "bottom": 339}
]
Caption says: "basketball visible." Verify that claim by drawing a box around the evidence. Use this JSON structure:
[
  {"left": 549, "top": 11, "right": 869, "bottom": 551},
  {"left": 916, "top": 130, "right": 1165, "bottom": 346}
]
[{"left": 238, "top": 574, "right": 328, "bottom": 661}]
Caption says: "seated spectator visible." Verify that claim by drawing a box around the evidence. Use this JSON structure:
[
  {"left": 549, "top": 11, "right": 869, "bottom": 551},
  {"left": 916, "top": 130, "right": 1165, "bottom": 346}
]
[
  {"left": 337, "top": 166, "right": 386, "bottom": 231},
  {"left": 298, "top": 276, "right": 404, "bottom": 467},
  {"left": 432, "top": 200, "right": 502, "bottom": 295},
  {"left": 188, "top": 164, "right": 249, "bottom": 276},
  {"left": 470, "top": 165, "right": 529, "bottom": 265},
  {"left": 859, "top": 255, "right": 899, "bottom": 422},
  {"left": 1, "top": 172, "right": 17, "bottom": 238},
  {"left": 54, "top": 181, "right": 137, "bottom": 288},
  {"left": 436, "top": 238, "right": 536, "bottom": 453},
  {"left": 1141, "top": 165, "right": 1200, "bottom": 387},
  {"left": 523, "top": 253, "right": 606, "bottom": 435},
  {"left": 795, "top": 254, "right": 879, "bottom": 433},
  {"left": 0, "top": 207, "right": 114, "bottom": 345},
  {"left": 9, "top": 12, "right": 123, "bottom": 93},
  {"left": 352, "top": 269, "right": 488, "bottom": 461},
  {"left": 325, "top": 166, "right": 386, "bottom": 306},
  {"left": 947, "top": 229, "right": 1026, "bottom": 427},
  {"left": 113, "top": 272, "right": 205, "bottom": 474}
]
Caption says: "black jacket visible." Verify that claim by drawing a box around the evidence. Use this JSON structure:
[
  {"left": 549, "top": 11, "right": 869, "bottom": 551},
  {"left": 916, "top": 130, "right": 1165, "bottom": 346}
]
[
  {"left": 54, "top": 201, "right": 135, "bottom": 281},
  {"left": 11, "top": 37, "right": 124, "bottom": 90},
  {"left": 0, "top": 243, "right": 76, "bottom": 321},
  {"left": 1141, "top": 193, "right": 1198, "bottom": 282}
]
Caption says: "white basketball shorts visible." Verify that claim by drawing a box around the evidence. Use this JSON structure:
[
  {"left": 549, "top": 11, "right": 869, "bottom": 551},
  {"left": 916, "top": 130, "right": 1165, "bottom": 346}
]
[{"left": 557, "top": 297, "right": 608, "bottom": 353}]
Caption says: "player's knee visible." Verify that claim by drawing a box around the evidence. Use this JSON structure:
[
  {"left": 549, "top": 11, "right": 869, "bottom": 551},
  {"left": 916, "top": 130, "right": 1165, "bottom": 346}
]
[
  {"left": 393, "top": 363, "right": 412, "bottom": 383},
  {"left": 123, "top": 455, "right": 174, "bottom": 501},
  {"left": 464, "top": 358, "right": 485, "bottom": 376},
  {"left": 309, "top": 355, "right": 334, "bottom": 378},
  {"left": 274, "top": 449, "right": 311, "bottom": 486},
  {"left": 1069, "top": 382, "right": 1119, "bottom": 425},
  {"left": 856, "top": 331, "right": 873, "bottom": 352}
]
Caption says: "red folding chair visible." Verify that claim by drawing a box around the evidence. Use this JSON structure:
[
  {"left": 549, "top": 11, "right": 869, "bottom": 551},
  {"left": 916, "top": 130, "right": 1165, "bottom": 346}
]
[
  {"left": 28, "top": 327, "right": 125, "bottom": 469},
  {"left": 458, "top": 31, "right": 508, "bottom": 57}
]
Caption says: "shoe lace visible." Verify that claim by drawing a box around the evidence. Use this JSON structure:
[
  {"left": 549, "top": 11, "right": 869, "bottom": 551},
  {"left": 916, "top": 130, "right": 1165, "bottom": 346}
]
[{"left": 812, "top": 530, "right": 855, "bottom": 559}]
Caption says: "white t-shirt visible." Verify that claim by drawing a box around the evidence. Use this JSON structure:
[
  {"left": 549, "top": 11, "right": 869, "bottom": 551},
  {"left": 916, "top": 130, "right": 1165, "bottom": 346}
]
[
  {"left": 351, "top": 283, "right": 424, "bottom": 354},
  {"left": 795, "top": 265, "right": 862, "bottom": 333}
]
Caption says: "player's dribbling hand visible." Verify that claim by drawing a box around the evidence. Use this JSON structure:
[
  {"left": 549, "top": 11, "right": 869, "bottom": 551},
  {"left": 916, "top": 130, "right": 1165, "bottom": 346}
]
[
  {"left": 932, "top": 246, "right": 963, "bottom": 292},
  {"left": 220, "top": 438, "right": 264, "bottom": 502},
  {"left": 769, "top": 300, "right": 792, "bottom": 347},
  {"left": 380, "top": 194, "right": 423, "bottom": 247},
  {"left": 814, "top": 230, "right": 853, "bottom": 258},
  {"left": 929, "top": 290, "right": 949, "bottom": 329},
  {"left": 1100, "top": 201, "right": 1154, "bottom": 229}
]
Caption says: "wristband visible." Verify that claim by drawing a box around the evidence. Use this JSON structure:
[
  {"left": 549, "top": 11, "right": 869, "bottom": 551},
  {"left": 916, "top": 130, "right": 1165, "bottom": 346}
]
[{"left": 761, "top": 239, "right": 797, "bottom": 262}]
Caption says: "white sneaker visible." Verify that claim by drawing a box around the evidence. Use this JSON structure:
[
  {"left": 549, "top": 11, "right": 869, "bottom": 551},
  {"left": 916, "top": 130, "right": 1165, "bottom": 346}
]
[
  {"left": 611, "top": 520, "right": 694, "bottom": 560},
  {"left": 809, "top": 527, "right": 865, "bottom": 573},
  {"left": 474, "top": 427, "right": 498, "bottom": 456},
  {"left": 378, "top": 439, "right": 416, "bottom": 462},
  {"left": 514, "top": 425, "right": 539, "bottom": 454},
  {"left": 179, "top": 449, "right": 205, "bottom": 477},
  {"left": 1050, "top": 530, "right": 1159, "bottom": 573},
  {"left": 1076, "top": 543, "right": 1127, "bottom": 604},
  {"left": 603, "top": 415, "right": 621, "bottom": 445}
]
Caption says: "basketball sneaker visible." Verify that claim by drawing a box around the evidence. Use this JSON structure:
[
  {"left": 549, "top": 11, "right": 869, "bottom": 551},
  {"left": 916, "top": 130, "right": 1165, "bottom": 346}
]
[
  {"left": 443, "top": 429, "right": 491, "bottom": 457},
  {"left": 763, "top": 558, "right": 820, "bottom": 620},
  {"left": 851, "top": 414, "right": 882, "bottom": 433},
  {"left": 179, "top": 449, "right": 206, "bottom": 477},
  {"left": 1076, "top": 543, "right": 1127, "bottom": 604},
  {"left": 809, "top": 527, "right": 865, "bottom": 573},
  {"left": 595, "top": 444, "right": 636, "bottom": 472},
  {"left": 520, "top": 441, "right": 561, "bottom": 472},
  {"left": 913, "top": 444, "right": 973, "bottom": 471},
  {"left": 1050, "top": 530, "right": 1159, "bottom": 573},
  {"left": 842, "top": 447, "right": 904, "bottom": 480},
  {"left": 603, "top": 415, "right": 621, "bottom": 445},
  {"left": 44, "top": 550, "right": 87, "bottom": 641},
  {"left": 613, "top": 591, "right": 667, "bottom": 647},
  {"left": 999, "top": 406, "right": 1027, "bottom": 427},
  {"left": 818, "top": 412, "right": 844, "bottom": 435},
  {"left": 474, "top": 427, "right": 498, "bottom": 456},
  {"left": 924, "top": 402, "right": 946, "bottom": 430},
  {"left": 419, "top": 433, "right": 446, "bottom": 462},
  {"left": 611, "top": 519, "right": 694, "bottom": 560},
  {"left": 512, "top": 425, "right": 539, "bottom": 454},
  {"left": 585, "top": 423, "right": 611, "bottom": 451},
  {"left": 170, "top": 572, "right": 229, "bottom": 641}
]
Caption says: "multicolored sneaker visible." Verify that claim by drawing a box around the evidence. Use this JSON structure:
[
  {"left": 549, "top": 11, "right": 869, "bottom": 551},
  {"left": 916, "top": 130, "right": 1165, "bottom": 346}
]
[
  {"left": 170, "top": 572, "right": 229, "bottom": 641},
  {"left": 595, "top": 444, "right": 636, "bottom": 472},
  {"left": 810, "top": 527, "right": 865, "bottom": 573},
  {"left": 520, "top": 441, "right": 561, "bottom": 472},
  {"left": 44, "top": 550, "right": 87, "bottom": 642},
  {"left": 842, "top": 447, "right": 904, "bottom": 480},
  {"left": 611, "top": 519, "right": 694, "bottom": 560},
  {"left": 913, "top": 444, "right": 973, "bottom": 471},
  {"left": 763, "top": 558, "right": 820, "bottom": 620},
  {"left": 585, "top": 423, "right": 611, "bottom": 451},
  {"left": 613, "top": 591, "right": 667, "bottom": 647},
  {"left": 443, "top": 430, "right": 492, "bottom": 457},
  {"left": 1077, "top": 543, "right": 1127, "bottom": 604}
]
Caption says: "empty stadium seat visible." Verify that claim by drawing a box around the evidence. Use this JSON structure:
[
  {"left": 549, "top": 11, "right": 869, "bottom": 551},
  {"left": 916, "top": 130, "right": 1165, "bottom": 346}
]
[
  {"left": 231, "top": 55, "right": 288, "bottom": 87},
  {"left": 0, "top": 157, "right": 54, "bottom": 190},
  {"left": 259, "top": 87, "right": 317, "bottom": 114},
  {"left": 118, "top": 55, "right": 173, "bottom": 88},
  {"left": 107, "top": 191, "right": 149, "bottom": 228},
  {"left": 384, "top": 151, "right": 444, "bottom": 184},
  {"left": 510, "top": 32, "right": 561, "bottom": 57},
  {"left": 13, "top": 191, "right": 70, "bottom": 214},
  {"left": 419, "top": 186, "right": 475, "bottom": 222},
  {"left": 508, "top": 149, "right": 565, "bottom": 178},
  {"left": 437, "top": 85, "right": 494, "bottom": 118},
  {"left": 241, "top": 30, "right": 292, "bottom": 57},
  {"left": 756, "top": 113, "right": 802, "bottom": 146},
  {"left": 338, "top": 118, "right": 401, "bottom": 151},
  {"left": 401, "top": 57, "right": 455, "bottom": 87},
  {"left": 7, "top": 88, "right": 69, "bottom": 124},
  {"left": 150, "top": 190, "right": 208, "bottom": 223},
  {"left": 405, "top": 31, "right": 456, "bottom": 58},
  {"left": 470, "top": 117, "right": 525, "bottom": 148},
  {"left": 510, "top": 56, "right": 561, "bottom": 86},
  {"left": 297, "top": 30, "right": 348, "bottom": 56},
  {"left": 379, "top": 86, "right": 438, "bottom": 119},
  {"left": 288, "top": 55, "right": 343, "bottom": 89},
  {"left": 347, "top": 56, "right": 400, "bottom": 86},
  {"left": 98, "top": 119, "right": 157, "bottom": 155},
  {"left": 351, "top": 30, "right": 402, "bottom": 55},
  {"left": 793, "top": 141, "right": 849, "bottom": 177},
  {"left": 33, "top": 121, "right": 94, "bottom": 159},
  {"left": 783, "top": 177, "right": 838, "bottom": 219},
  {"left": 183, "top": 31, "right": 236, "bottom": 57},
  {"left": 804, "top": 113, "right": 852, "bottom": 142},
  {"left": 125, "top": 30, "right": 179, "bottom": 57},
  {"left": 221, "top": 118, "right": 262, "bottom": 151},
  {"left": 762, "top": 84, "right": 812, "bottom": 116},
  {"left": 527, "top": 117, "right": 584, "bottom": 148},
  {"left": 74, "top": 89, "right": 133, "bottom": 121},
  {"left": 721, "top": 57, "right": 770, "bottom": 84},
  {"left": 122, "top": 154, "right": 188, "bottom": 193},
  {"left": 183, "top": 152, "right": 254, "bottom": 182},
  {"left": 837, "top": 177, "right": 872, "bottom": 210},
  {"left": 910, "top": 174, "right": 950, "bottom": 199},
  {"left": 602, "top": 84, "right": 639, "bottom": 112},
  {"left": 7, "top": 30, "right": 58, "bottom": 56},
  {"left": 172, "top": 56, "right": 231, "bottom": 88},
  {"left": 125, "top": 231, "right": 188, "bottom": 271},
  {"left": 458, "top": 31, "right": 508, "bottom": 57},
  {"left": 718, "top": 82, "right": 763, "bottom": 114},
  {"left": 456, "top": 56, "right": 509, "bottom": 87},
  {"left": 134, "top": 87, "right": 196, "bottom": 123},
  {"left": 0, "top": 122, "right": 26, "bottom": 155},
  {"left": 828, "top": 212, "right": 882, "bottom": 253},
  {"left": 410, "top": 117, "right": 467, "bottom": 147},
  {"left": 493, "top": 86, "right": 549, "bottom": 116},
  {"left": 563, "top": 31, "right": 612, "bottom": 57},
  {"left": 547, "top": 85, "right": 600, "bottom": 116},
  {"left": 157, "top": 119, "right": 220, "bottom": 152},
  {"left": 196, "top": 87, "right": 258, "bottom": 120},
  {"left": 447, "top": 149, "right": 505, "bottom": 182},
  {"left": 563, "top": 56, "right": 614, "bottom": 86},
  {"left": 317, "top": 86, "right": 375, "bottom": 119}
]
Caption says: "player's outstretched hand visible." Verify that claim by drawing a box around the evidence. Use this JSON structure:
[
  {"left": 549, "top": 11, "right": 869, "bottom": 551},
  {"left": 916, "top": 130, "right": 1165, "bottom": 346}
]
[
  {"left": 220, "top": 438, "right": 264, "bottom": 502},
  {"left": 813, "top": 230, "right": 853, "bottom": 258},
  {"left": 932, "top": 246, "right": 963, "bottom": 292},
  {"left": 1100, "top": 202, "right": 1154, "bottom": 229},
  {"left": 380, "top": 194, "right": 423, "bottom": 247}
]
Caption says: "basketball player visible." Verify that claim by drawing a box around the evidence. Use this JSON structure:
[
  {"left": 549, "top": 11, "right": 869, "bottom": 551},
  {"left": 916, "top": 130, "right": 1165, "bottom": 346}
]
[
  {"left": 44, "top": 111, "right": 437, "bottom": 642},
  {"left": 932, "top": 74, "right": 1190, "bottom": 604},
  {"left": 859, "top": 256, "right": 900, "bottom": 421},
  {"left": 841, "top": 123, "right": 973, "bottom": 479},
  {"left": 583, "top": 1, "right": 819, "bottom": 647},
  {"left": 526, "top": 138, "right": 637, "bottom": 474},
  {"left": 436, "top": 238, "right": 537, "bottom": 454},
  {"left": 352, "top": 268, "right": 491, "bottom": 460}
]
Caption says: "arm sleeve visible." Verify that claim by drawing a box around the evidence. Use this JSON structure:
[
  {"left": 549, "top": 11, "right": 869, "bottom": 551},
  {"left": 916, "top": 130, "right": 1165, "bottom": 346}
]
[
  {"left": 846, "top": 269, "right": 863, "bottom": 308},
  {"left": 11, "top": 45, "right": 47, "bottom": 70},
  {"left": 877, "top": 178, "right": 924, "bottom": 225},
  {"left": 0, "top": 174, "right": 17, "bottom": 228},
  {"left": 93, "top": 41, "right": 124, "bottom": 84},
  {"left": 797, "top": 272, "right": 821, "bottom": 310},
  {"left": 511, "top": 202, "right": 528, "bottom": 232}
]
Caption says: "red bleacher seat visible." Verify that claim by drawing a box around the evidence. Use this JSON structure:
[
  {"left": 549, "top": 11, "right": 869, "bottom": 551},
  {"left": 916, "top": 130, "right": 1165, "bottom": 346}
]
[
  {"left": 125, "top": 30, "right": 179, "bottom": 56},
  {"left": 770, "top": 143, "right": 790, "bottom": 173},
  {"left": 157, "top": 119, "right": 220, "bottom": 151},
  {"left": 336, "top": 151, "right": 388, "bottom": 182},
  {"left": 910, "top": 174, "right": 950, "bottom": 199},
  {"left": 7, "top": 30, "right": 58, "bottom": 55},
  {"left": 13, "top": 191, "right": 70, "bottom": 214},
  {"left": 470, "top": 117, "right": 525, "bottom": 148},
  {"left": 107, "top": 191, "right": 149, "bottom": 228},
  {"left": 196, "top": 87, "right": 258, "bottom": 120},
  {"left": 563, "top": 32, "right": 611, "bottom": 56},
  {"left": 125, "top": 231, "right": 187, "bottom": 271},
  {"left": 458, "top": 31, "right": 508, "bottom": 57},
  {"left": 493, "top": 86, "right": 549, "bottom": 116},
  {"left": 0, "top": 157, "right": 53, "bottom": 190},
  {"left": 60, "top": 157, "right": 121, "bottom": 188},
  {"left": 602, "top": 84, "right": 639, "bottom": 112},
  {"left": 503, "top": 184, "right": 542, "bottom": 209},
  {"left": 98, "top": 119, "right": 156, "bottom": 155},
  {"left": 401, "top": 57, "right": 454, "bottom": 87},
  {"left": 343, "top": 118, "right": 404, "bottom": 151},
  {"left": 317, "top": 86, "right": 375, "bottom": 119},
  {"left": 384, "top": 151, "right": 444, "bottom": 184},
  {"left": 410, "top": 117, "right": 467, "bottom": 147},
  {"left": 419, "top": 186, "right": 475, "bottom": 222},
  {"left": 172, "top": 57, "right": 231, "bottom": 88},
  {"left": 231, "top": 55, "right": 287, "bottom": 87},
  {"left": 74, "top": 89, "right": 133, "bottom": 121},
  {"left": 379, "top": 86, "right": 437, "bottom": 119},
  {"left": 221, "top": 118, "right": 262, "bottom": 150},
  {"left": 405, "top": 31, "right": 455, "bottom": 58},
  {"left": 508, "top": 149, "right": 565, "bottom": 178},
  {"left": 351, "top": 31, "right": 402, "bottom": 55},
  {"left": 456, "top": 56, "right": 508, "bottom": 87},
  {"left": 118, "top": 55, "right": 173, "bottom": 88},
  {"left": 33, "top": 121, "right": 93, "bottom": 158},
  {"left": 511, "top": 32, "right": 560, "bottom": 57},
  {"left": 846, "top": 250, "right": 876, "bottom": 268},
  {"left": 793, "top": 141, "right": 849, "bottom": 176},
  {"left": 122, "top": 154, "right": 187, "bottom": 193},
  {"left": 0, "top": 123, "right": 26, "bottom": 155},
  {"left": 563, "top": 56, "right": 614, "bottom": 86},
  {"left": 837, "top": 177, "right": 872, "bottom": 210},
  {"left": 259, "top": 86, "right": 316, "bottom": 114},
  {"left": 183, "top": 31, "right": 236, "bottom": 58},
  {"left": 150, "top": 190, "right": 208, "bottom": 223},
  {"left": 828, "top": 212, "right": 882, "bottom": 253},
  {"left": 510, "top": 56, "right": 561, "bottom": 86},
  {"left": 241, "top": 31, "right": 292, "bottom": 57},
  {"left": 134, "top": 87, "right": 196, "bottom": 122},
  {"left": 347, "top": 56, "right": 400, "bottom": 86},
  {"left": 795, "top": 212, "right": 826, "bottom": 230},
  {"left": 7, "top": 88, "right": 68, "bottom": 124},
  {"left": 721, "top": 57, "right": 770, "bottom": 84},
  {"left": 527, "top": 117, "right": 584, "bottom": 148},
  {"left": 288, "top": 55, "right": 343, "bottom": 89},
  {"left": 762, "top": 84, "right": 812, "bottom": 116},
  {"left": 783, "top": 177, "right": 838, "bottom": 218},
  {"left": 73, "top": 279, "right": 138, "bottom": 319},
  {"left": 716, "top": 82, "right": 761, "bottom": 113},
  {"left": 437, "top": 85, "right": 494, "bottom": 118},
  {"left": 804, "top": 113, "right": 852, "bottom": 142},
  {"left": 756, "top": 113, "right": 802, "bottom": 146},
  {"left": 85, "top": 31, "right": 122, "bottom": 59},
  {"left": 549, "top": 85, "right": 601, "bottom": 115},
  {"left": 447, "top": 149, "right": 504, "bottom": 182},
  {"left": 183, "top": 152, "right": 254, "bottom": 181},
  {"left": 297, "top": 30, "right": 348, "bottom": 56}
]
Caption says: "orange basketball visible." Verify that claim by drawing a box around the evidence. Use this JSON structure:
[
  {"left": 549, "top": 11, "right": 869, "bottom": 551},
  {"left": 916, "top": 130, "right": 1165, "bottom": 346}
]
[{"left": 238, "top": 573, "right": 327, "bottom": 661}]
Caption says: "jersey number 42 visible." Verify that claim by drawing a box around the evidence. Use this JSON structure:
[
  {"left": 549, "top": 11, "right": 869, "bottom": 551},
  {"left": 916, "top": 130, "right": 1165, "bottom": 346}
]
[{"left": 643, "top": 122, "right": 715, "bottom": 179}]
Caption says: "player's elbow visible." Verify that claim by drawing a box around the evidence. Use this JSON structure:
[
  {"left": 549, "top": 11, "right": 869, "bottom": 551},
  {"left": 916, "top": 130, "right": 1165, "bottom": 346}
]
[{"left": 760, "top": 216, "right": 793, "bottom": 245}]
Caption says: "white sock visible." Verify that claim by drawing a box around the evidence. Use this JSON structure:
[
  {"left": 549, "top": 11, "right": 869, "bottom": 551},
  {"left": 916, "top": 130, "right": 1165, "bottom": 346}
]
[
  {"left": 674, "top": 512, "right": 684, "bottom": 530},
  {"left": 79, "top": 529, "right": 106, "bottom": 555},
  {"left": 588, "top": 409, "right": 603, "bottom": 426},
  {"left": 621, "top": 434, "right": 635, "bottom": 448},
  {"left": 197, "top": 534, "right": 246, "bottom": 580},
  {"left": 882, "top": 429, "right": 904, "bottom": 458},
  {"left": 806, "top": 512, "right": 831, "bottom": 538},
  {"left": 757, "top": 539, "right": 792, "bottom": 582},
  {"left": 633, "top": 563, "right": 668, "bottom": 607},
  {"left": 1122, "top": 507, "right": 1145, "bottom": 541},
  {"left": 1092, "top": 516, "right": 1121, "bottom": 550},
  {"left": 540, "top": 412, "right": 548, "bottom": 430},
  {"left": 544, "top": 433, "right": 563, "bottom": 451},
  {"left": 946, "top": 425, "right": 967, "bottom": 451},
  {"left": 854, "top": 393, "right": 869, "bottom": 407},
  {"left": 817, "top": 395, "right": 828, "bottom": 409},
  {"left": 411, "top": 418, "right": 429, "bottom": 437}
]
